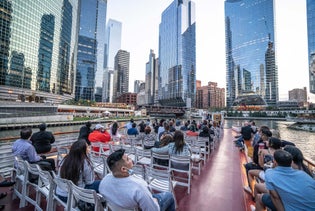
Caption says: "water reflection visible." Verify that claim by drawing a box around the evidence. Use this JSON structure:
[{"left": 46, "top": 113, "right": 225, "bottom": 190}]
[{"left": 225, "top": 120, "right": 315, "bottom": 163}]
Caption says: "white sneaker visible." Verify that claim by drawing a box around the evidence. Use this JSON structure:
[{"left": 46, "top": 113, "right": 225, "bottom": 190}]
[
  {"left": 243, "top": 185, "right": 252, "bottom": 194},
  {"left": 250, "top": 204, "right": 256, "bottom": 211}
]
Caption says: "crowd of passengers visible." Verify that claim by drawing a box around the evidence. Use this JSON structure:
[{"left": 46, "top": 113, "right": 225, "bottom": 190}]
[
  {"left": 236, "top": 121, "right": 315, "bottom": 211},
  {"left": 7, "top": 118, "right": 222, "bottom": 211}
]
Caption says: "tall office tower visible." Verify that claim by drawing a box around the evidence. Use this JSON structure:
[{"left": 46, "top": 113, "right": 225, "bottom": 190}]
[
  {"left": 113, "top": 50, "right": 130, "bottom": 102},
  {"left": 75, "top": 0, "right": 107, "bottom": 101},
  {"left": 225, "top": 0, "right": 277, "bottom": 107},
  {"left": 104, "top": 19, "right": 122, "bottom": 102},
  {"left": 134, "top": 80, "right": 144, "bottom": 93},
  {"left": 0, "top": 0, "right": 79, "bottom": 103},
  {"left": 158, "top": 0, "right": 196, "bottom": 107},
  {"left": 307, "top": 0, "right": 315, "bottom": 93},
  {"left": 145, "top": 49, "right": 159, "bottom": 105},
  {"left": 196, "top": 82, "right": 225, "bottom": 109}
]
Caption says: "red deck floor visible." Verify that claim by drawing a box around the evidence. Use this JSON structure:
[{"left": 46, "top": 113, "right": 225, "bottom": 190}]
[{"left": 0, "top": 128, "right": 249, "bottom": 211}]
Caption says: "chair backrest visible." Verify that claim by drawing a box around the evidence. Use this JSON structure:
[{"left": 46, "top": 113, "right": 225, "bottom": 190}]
[
  {"left": 109, "top": 143, "right": 122, "bottom": 153},
  {"left": 57, "top": 147, "right": 69, "bottom": 166},
  {"left": 70, "top": 181, "right": 104, "bottom": 211},
  {"left": 185, "top": 136, "right": 198, "bottom": 146},
  {"left": 169, "top": 155, "right": 191, "bottom": 172},
  {"left": 37, "top": 166, "right": 55, "bottom": 210},
  {"left": 89, "top": 154, "right": 108, "bottom": 178},
  {"left": 53, "top": 173, "right": 72, "bottom": 211},
  {"left": 145, "top": 166, "right": 173, "bottom": 193},
  {"left": 151, "top": 151, "right": 169, "bottom": 170}
]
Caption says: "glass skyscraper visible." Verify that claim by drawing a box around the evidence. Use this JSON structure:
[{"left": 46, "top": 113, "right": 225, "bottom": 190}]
[
  {"left": 225, "top": 0, "right": 278, "bottom": 107},
  {"left": 0, "top": 0, "right": 79, "bottom": 103},
  {"left": 158, "top": 0, "right": 196, "bottom": 107},
  {"left": 104, "top": 19, "right": 122, "bottom": 102},
  {"left": 145, "top": 49, "right": 158, "bottom": 105},
  {"left": 75, "top": 0, "right": 107, "bottom": 102},
  {"left": 307, "top": 0, "right": 315, "bottom": 93},
  {"left": 113, "top": 49, "right": 130, "bottom": 102}
]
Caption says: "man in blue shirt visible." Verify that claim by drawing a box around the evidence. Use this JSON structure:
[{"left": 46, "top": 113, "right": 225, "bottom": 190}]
[
  {"left": 127, "top": 123, "right": 139, "bottom": 136},
  {"left": 12, "top": 127, "right": 55, "bottom": 171},
  {"left": 255, "top": 150, "right": 315, "bottom": 211}
]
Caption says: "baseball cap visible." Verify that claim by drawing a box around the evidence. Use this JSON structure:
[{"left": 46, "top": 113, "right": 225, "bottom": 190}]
[{"left": 95, "top": 124, "right": 104, "bottom": 130}]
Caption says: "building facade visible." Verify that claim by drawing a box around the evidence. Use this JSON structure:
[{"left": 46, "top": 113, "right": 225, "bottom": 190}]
[
  {"left": 145, "top": 49, "right": 159, "bottom": 105},
  {"left": 307, "top": 0, "right": 315, "bottom": 93},
  {"left": 113, "top": 50, "right": 130, "bottom": 102},
  {"left": 104, "top": 19, "right": 122, "bottom": 102},
  {"left": 158, "top": 0, "right": 196, "bottom": 107},
  {"left": 195, "top": 82, "right": 225, "bottom": 109},
  {"left": 225, "top": 0, "right": 278, "bottom": 107},
  {"left": 75, "top": 0, "right": 107, "bottom": 102},
  {"left": 289, "top": 87, "right": 307, "bottom": 103},
  {"left": 0, "top": 0, "right": 79, "bottom": 103},
  {"left": 115, "top": 92, "right": 137, "bottom": 106},
  {"left": 134, "top": 80, "right": 144, "bottom": 93}
]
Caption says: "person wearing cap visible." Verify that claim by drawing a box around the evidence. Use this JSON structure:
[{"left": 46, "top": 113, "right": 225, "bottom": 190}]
[
  {"left": 30, "top": 122, "right": 55, "bottom": 154},
  {"left": 99, "top": 149, "right": 175, "bottom": 211},
  {"left": 88, "top": 123, "right": 111, "bottom": 152}
]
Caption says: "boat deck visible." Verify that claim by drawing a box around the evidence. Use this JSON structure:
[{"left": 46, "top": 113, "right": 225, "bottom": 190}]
[{"left": 0, "top": 128, "right": 250, "bottom": 211}]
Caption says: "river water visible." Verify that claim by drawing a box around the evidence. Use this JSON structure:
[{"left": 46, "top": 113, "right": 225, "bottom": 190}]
[{"left": 1, "top": 119, "right": 314, "bottom": 162}]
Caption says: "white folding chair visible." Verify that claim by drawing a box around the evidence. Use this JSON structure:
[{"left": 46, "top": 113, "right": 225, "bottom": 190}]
[
  {"left": 89, "top": 154, "right": 108, "bottom": 179},
  {"left": 197, "top": 136, "right": 210, "bottom": 160},
  {"left": 135, "top": 147, "right": 151, "bottom": 166},
  {"left": 70, "top": 181, "right": 104, "bottom": 211},
  {"left": 56, "top": 146, "right": 69, "bottom": 167},
  {"left": 107, "top": 200, "right": 138, "bottom": 211},
  {"left": 12, "top": 157, "right": 28, "bottom": 208},
  {"left": 145, "top": 166, "right": 177, "bottom": 209},
  {"left": 185, "top": 135, "right": 198, "bottom": 146},
  {"left": 52, "top": 173, "right": 72, "bottom": 211},
  {"left": 194, "top": 139, "right": 207, "bottom": 163},
  {"left": 36, "top": 165, "right": 55, "bottom": 211},
  {"left": 190, "top": 145, "right": 202, "bottom": 175},
  {"left": 151, "top": 151, "right": 169, "bottom": 170},
  {"left": 169, "top": 155, "right": 192, "bottom": 194},
  {"left": 24, "top": 161, "right": 42, "bottom": 210}
]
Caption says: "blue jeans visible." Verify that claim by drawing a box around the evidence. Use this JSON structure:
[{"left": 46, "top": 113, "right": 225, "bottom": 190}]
[
  {"left": 85, "top": 180, "right": 101, "bottom": 192},
  {"left": 152, "top": 192, "right": 175, "bottom": 211},
  {"left": 262, "top": 193, "right": 277, "bottom": 211}
]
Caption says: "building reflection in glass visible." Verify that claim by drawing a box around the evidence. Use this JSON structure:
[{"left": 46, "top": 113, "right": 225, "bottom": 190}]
[
  {"left": 0, "top": 0, "right": 79, "bottom": 102},
  {"left": 158, "top": 0, "right": 196, "bottom": 107},
  {"left": 225, "top": 0, "right": 278, "bottom": 107}
]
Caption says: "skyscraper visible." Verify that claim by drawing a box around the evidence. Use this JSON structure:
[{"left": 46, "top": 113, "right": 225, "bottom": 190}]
[
  {"left": 0, "top": 0, "right": 79, "bottom": 103},
  {"left": 75, "top": 0, "right": 107, "bottom": 101},
  {"left": 158, "top": 0, "right": 196, "bottom": 107},
  {"left": 145, "top": 49, "right": 158, "bottom": 105},
  {"left": 225, "top": 0, "right": 278, "bottom": 107},
  {"left": 104, "top": 19, "right": 122, "bottom": 102},
  {"left": 113, "top": 49, "right": 130, "bottom": 102},
  {"left": 307, "top": 0, "right": 315, "bottom": 93}
]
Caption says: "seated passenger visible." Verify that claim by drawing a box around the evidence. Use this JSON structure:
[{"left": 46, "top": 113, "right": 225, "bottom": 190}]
[
  {"left": 186, "top": 125, "right": 198, "bottom": 136},
  {"left": 88, "top": 124, "right": 111, "bottom": 152},
  {"left": 141, "top": 126, "right": 156, "bottom": 149},
  {"left": 110, "top": 121, "right": 125, "bottom": 141},
  {"left": 255, "top": 150, "right": 315, "bottom": 211},
  {"left": 127, "top": 123, "right": 139, "bottom": 136},
  {"left": 152, "top": 130, "right": 191, "bottom": 157},
  {"left": 12, "top": 127, "right": 55, "bottom": 172},
  {"left": 78, "top": 121, "right": 92, "bottom": 145},
  {"left": 30, "top": 123, "right": 55, "bottom": 154},
  {"left": 99, "top": 149, "right": 175, "bottom": 211},
  {"left": 56, "top": 139, "right": 101, "bottom": 202},
  {"left": 254, "top": 145, "right": 314, "bottom": 211}
]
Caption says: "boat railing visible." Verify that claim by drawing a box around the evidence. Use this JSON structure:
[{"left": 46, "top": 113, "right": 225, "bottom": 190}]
[
  {"left": 303, "top": 157, "right": 315, "bottom": 177},
  {"left": 0, "top": 133, "right": 78, "bottom": 178}
]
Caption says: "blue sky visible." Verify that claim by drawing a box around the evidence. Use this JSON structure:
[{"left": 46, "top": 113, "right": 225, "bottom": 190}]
[{"left": 107, "top": 0, "right": 311, "bottom": 101}]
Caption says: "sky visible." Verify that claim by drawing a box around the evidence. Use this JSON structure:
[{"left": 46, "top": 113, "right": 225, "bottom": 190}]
[{"left": 106, "top": 0, "right": 311, "bottom": 102}]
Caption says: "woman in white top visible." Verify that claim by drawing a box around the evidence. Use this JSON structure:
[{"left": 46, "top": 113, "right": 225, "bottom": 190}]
[{"left": 56, "top": 139, "right": 100, "bottom": 202}]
